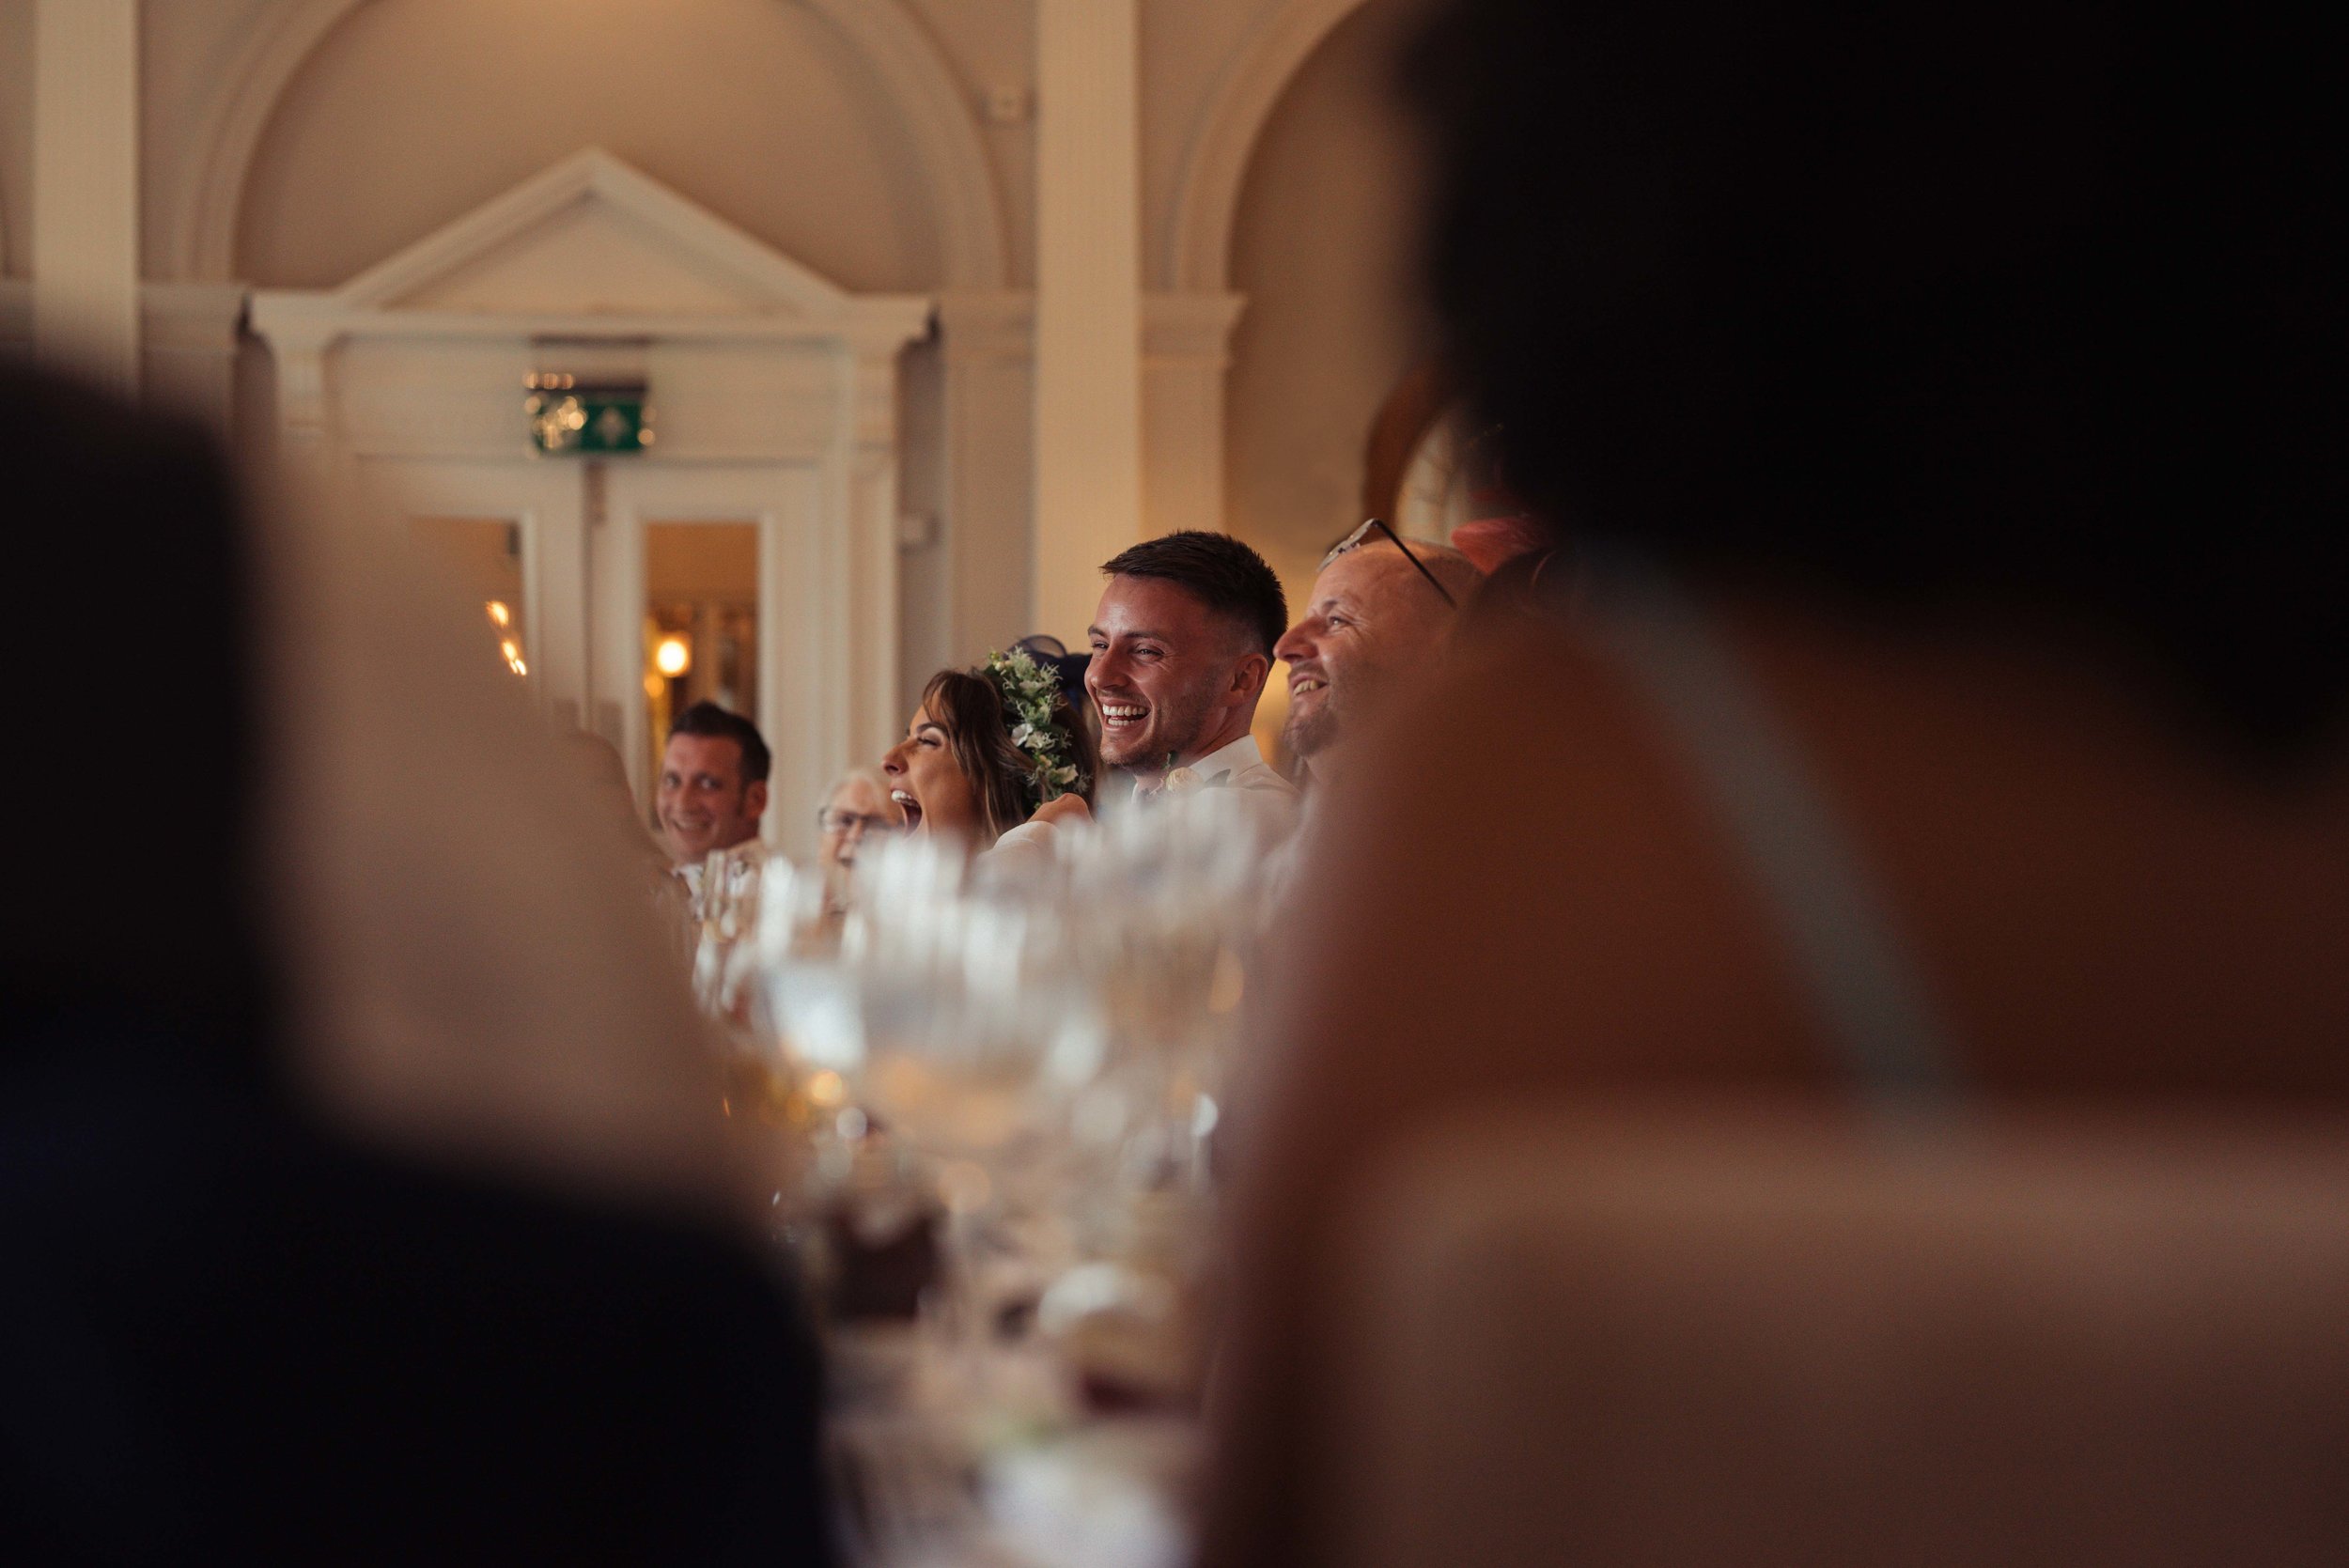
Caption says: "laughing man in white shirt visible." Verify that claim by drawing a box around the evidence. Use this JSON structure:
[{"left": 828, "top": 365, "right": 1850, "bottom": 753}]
[{"left": 1081, "top": 531, "right": 1299, "bottom": 813}]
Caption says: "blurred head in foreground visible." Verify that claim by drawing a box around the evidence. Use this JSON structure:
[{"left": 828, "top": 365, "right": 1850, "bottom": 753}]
[
  {"left": 1408, "top": 0, "right": 2344, "bottom": 762},
  {"left": 1276, "top": 533, "right": 1481, "bottom": 768},
  {"left": 0, "top": 361, "right": 829, "bottom": 1560},
  {"left": 1201, "top": 8, "right": 2348, "bottom": 1566},
  {"left": 658, "top": 701, "right": 770, "bottom": 863},
  {"left": 1, "top": 369, "right": 266, "bottom": 1065}
]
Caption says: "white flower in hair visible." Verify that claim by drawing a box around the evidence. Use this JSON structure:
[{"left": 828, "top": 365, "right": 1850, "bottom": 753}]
[{"left": 982, "top": 645, "right": 1089, "bottom": 805}]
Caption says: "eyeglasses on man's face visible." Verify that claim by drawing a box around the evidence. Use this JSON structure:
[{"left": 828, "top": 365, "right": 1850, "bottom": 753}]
[
  {"left": 1322, "top": 517, "right": 1458, "bottom": 608},
  {"left": 817, "top": 808, "right": 899, "bottom": 839}
]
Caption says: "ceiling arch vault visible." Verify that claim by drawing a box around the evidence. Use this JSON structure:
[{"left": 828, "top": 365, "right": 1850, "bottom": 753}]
[
  {"left": 167, "top": 0, "right": 1008, "bottom": 289},
  {"left": 1164, "top": 0, "right": 1371, "bottom": 291}
]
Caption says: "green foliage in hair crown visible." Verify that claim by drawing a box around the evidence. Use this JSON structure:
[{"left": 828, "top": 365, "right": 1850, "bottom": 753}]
[{"left": 984, "top": 646, "right": 1088, "bottom": 804}]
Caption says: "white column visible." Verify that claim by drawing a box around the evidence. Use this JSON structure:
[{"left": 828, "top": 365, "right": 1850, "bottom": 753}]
[
  {"left": 1143, "top": 291, "right": 1247, "bottom": 538},
  {"left": 936, "top": 290, "right": 1037, "bottom": 662},
  {"left": 142, "top": 283, "right": 249, "bottom": 439},
  {"left": 246, "top": 297, "right": 338, "bottom": 483},
  {"left": 1033, "top": 0, "right": 1143, "bottom": 644},
  {"left": 848, "top": 334, "right": 910, "bottom": 767},
  {"left": 31, "top": 0, "right": 140, "bottom": 397}
]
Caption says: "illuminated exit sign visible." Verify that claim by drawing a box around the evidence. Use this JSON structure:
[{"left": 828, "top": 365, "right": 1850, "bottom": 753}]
[{"left": 526, "top": 372, "right": 654, "bottom": 454}]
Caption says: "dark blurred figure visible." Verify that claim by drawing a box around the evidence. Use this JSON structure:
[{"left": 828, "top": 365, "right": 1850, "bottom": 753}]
[
  {"left": 1207, "top": 3, "right": 2346, "bottom": 1565},
  {"left": 0, "top": 364, "right": 832, "bottom": 1565}
]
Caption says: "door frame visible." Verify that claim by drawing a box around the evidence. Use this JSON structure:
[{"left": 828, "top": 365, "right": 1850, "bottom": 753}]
[
  {"left": 354, "top": 456, "right": 591, "bottom": 729},
  {"left": 599, "top": 460, "right": 832, "bottom": 857}
]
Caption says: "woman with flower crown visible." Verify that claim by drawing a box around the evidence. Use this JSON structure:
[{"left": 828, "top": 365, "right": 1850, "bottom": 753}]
[{"left": 879, "top": 647, "right": 1100, "bottom": 866}]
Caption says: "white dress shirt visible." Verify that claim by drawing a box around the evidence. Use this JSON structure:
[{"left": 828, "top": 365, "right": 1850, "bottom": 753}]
[{"left": 1132, "top": 733, "right": 1298, "bottom": 802}]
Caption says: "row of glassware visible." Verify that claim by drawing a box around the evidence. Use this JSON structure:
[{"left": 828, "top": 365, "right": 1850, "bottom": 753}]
[{"left": 694, "top": 789, "right": 1278, "bottom": 1417}]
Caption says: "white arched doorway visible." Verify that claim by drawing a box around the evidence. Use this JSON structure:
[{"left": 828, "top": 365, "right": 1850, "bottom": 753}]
[{"left": 250, "top": 150, "right": 930, "bottom": 855}]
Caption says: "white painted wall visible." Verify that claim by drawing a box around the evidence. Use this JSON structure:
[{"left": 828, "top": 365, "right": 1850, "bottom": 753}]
[
  {"left": 2, "top": 0, "right": 1437, "bottom": 730},
  {"left": 0, "top": 0, "right": 31, "bottom": 279},
  {"left": 1225, "top": 0, "right": 1428, "bottom": 600}
]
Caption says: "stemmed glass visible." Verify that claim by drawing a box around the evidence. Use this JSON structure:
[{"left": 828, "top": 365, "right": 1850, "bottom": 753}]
[
  {"left": 754, "top": 786, "right": 1277, "bottom": 1419},
  {"left": 762, "top": 834, "right": 1102, "bottom": 1350}
]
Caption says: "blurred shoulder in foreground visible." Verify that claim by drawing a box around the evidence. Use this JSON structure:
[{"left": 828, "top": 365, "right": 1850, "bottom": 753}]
[
  {"left": 0, "top": 362, "right": 832, "bottom": 1564},
  {"left": 1206, "top": 0, "right": 2347, "bottom": 1560}
]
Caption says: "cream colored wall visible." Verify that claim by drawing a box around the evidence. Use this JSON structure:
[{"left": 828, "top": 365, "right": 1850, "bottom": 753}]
[
  {"left": 139, "top": 0, "right": 278, "bottom": 279},
  {"left": 1140, "top": 0, "right": 1278, "bottom": 289},
  {"left": 1222, "top": 0, "right": 1430, "bottom": 600},
  {"left": 8, "top": 0, "right": 1441, "bottom": 686},
  {"left": 906, "top": 0, "right": 1035, "bottom": 287},
  {"left": 0, "top": 0, "right": 30, "bottom": 276},
  {"left": 163, "top": 0, "right": 1319, "bottom": 295},
  {"left": 229, "top": 0, "right": 944, "bottom": 292}
]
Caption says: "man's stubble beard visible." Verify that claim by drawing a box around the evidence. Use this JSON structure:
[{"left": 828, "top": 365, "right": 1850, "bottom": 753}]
[
  {"left": 1103, "top": 680, "right": 1221, "bottom": 768},
  {"left": 1283, "top": 700, "right": 1339, "bottom": 760},
  {"left": 1283, "top": 657, "right": 1403, "bottom": 762}
]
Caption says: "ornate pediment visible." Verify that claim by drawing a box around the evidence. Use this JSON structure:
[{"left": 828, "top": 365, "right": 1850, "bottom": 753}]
[{"left": 330, "top": 147, "right": 859, "bottom": 319}]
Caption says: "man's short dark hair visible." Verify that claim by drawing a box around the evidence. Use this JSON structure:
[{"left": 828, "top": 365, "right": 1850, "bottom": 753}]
[
  {"left": 666, "top": 701, "right": 771, "bottom": 784},
  {"left": 1100, "top": 531, "right": 1287, "bottom": 656}
]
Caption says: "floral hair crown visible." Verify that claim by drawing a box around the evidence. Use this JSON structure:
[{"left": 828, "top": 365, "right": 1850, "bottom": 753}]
[{"left": 983, "top": 646, "right": 1087, "bottom": 804}]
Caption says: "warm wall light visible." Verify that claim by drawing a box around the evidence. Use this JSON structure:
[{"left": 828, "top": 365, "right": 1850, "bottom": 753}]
[
  {"left": 486, "top": 599, "right": 512, "bottom": 628},
  {"left": 654, "top": 634, "right": 692, "bottom": 677}
]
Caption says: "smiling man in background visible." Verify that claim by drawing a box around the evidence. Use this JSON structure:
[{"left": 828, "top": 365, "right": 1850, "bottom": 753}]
[
  {"left": 1275, "top": 529, "right": 1482, "bottom": 786},
  {"left": 657, "top": 701, "right": 770, "bottom": 868},
  {"left": 1086, "top": 532, "right": 1295, "bottom": 807}
]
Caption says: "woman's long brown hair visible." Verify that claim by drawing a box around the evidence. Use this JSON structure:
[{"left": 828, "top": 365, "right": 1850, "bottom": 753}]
[{"left": 918, "top": 669, "right": 1099, "bottom": 844}]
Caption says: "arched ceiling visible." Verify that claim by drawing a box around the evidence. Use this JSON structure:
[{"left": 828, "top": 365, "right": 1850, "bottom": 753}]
[
  {"left": 1162, "top": 0, "right": 1376, "bottom": 291},
  {"left": 164, "top": 0, "right": 1006, "bottom": 289}
]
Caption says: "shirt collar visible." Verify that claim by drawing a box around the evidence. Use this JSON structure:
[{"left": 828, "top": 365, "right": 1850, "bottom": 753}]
[
  {"left": 1186, "top": 733, "right": 1266, "bottom": 785},
  {"left": 1126, "top": 733, "right": 1268, "bottom": 800}
]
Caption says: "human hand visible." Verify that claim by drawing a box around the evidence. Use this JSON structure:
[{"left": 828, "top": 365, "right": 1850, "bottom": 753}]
[{"left": 1030, "top": 793, "right": 1094, "bottom": 829}]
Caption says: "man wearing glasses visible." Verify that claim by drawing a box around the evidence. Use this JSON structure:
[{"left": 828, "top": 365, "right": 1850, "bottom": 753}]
[
  {"left": 1275, "top": 520, "right": 1483, "bottom": 783},
  {"left": 814, "top": 765, "right": 904, "bottom": 914},
  {"left": 816, "top": 767, "right": 903, "bottom": 874}
]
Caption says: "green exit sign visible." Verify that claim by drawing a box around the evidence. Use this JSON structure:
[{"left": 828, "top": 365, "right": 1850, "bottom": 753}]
[{"left": 526, "top": 374, "right": 654, "bottom": 454}]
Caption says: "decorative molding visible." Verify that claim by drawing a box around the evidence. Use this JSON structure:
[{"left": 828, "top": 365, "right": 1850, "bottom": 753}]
[
  {"left": 170, "top": 0, "right": 1007, "bottom": 287},
  {"left": 936, "top": 289, "right": 1034, "bottom": 361},
  {"left": 141, "top": 282, "right": 250, "bottom": 435},
  {"left": 935, "top": 290, "right": 1237, "bottom": 363},
  {"left": 1163, "top": 0, "right": 1369, "bottom": 291},
  {"left": 848, "top": 343, "right": 905, "bottom": 449},
  {"left": 249, "top": 149, "right": 931, "bottom": 355},
  {"left": 170, "top": 0, "right": 370, "bottom": 282},
  {"left": 142, "top": 281, "right": 249, "bottom": 350},
  {"left": 1143, "top": 290, "right": 1247, "bottom": 365},
  {"left": 331, "top": 148, "right": 859, "bottom": 317},
  {"left": 811, "top": 0, "right": 1009, "bottom": 288},
  {"left": 242, "top": 152, "right": 927, "bottom": 820},
  {"left": 249, "top": 306, "right": 931, "bottom": 345}
]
